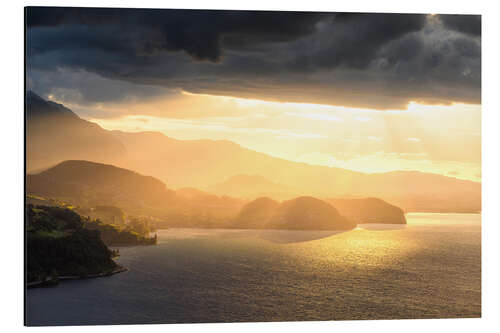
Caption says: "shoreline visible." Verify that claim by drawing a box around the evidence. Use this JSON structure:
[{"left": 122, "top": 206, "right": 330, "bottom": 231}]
[{"left": 27, "top": 266, "right": 128, "bottom": 289}]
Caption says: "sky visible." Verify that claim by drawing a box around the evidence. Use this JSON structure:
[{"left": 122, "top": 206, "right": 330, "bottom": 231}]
[{"left": 26, "top": 8, "right": 481, "bottom": 181}]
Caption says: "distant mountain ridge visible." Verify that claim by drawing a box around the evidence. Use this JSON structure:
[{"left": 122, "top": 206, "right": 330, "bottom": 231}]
[
  {"left": 27, "top": 160, "right": 178, "bottom": 214},
  {"left": 326, "top": 198, "right": 406, "bottom": 224},
  {"left": 209, "top": 174, "right": 295, "bottom": 199},
  {"left": 26, "top": 91, "right": 79, "bottom": 119},
  {"left": 110, "top": 129, "right": 480, "bottom": 212},
  {"left": 26, "top": 92, "right": 481, "bottom": 212},
  {"left": 26, "top": 160, "right": 246, "bottom": 220},
  {"left": 26, "top": 91, "right": 126, "bottom": 172},
  {"left": 268, "top": 196, "right": 356, "bottom": 230},
  {"left": 234, "top": 196, "right": 356, "bottom": 231},
  {"left": 233, "top": 197, "right": 280, "bottom": 229},
  {"left": 26, "top": 160, "right": 359, "bottom": 231}
]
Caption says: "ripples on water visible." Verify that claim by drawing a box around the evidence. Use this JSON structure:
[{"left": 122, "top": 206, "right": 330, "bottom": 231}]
[{"left": 26, "top": 213, "right": 481, "bottom": 326}]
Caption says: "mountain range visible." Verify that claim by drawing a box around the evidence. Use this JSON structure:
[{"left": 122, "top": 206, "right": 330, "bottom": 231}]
[
  {"left": 25, "top": 159, "right": 353, "bottom": 232},
  {"left": 26, "top": 91, "right": 126, "bottom": 172},
  {"left": 233, "top": 196, "right": 356, "bottom": 231},
  {"left": 26, "top": 91, "right": 481, "bottom": 213},
  {"left": 27, "top": 160, "right": 245, "bottom": 220},
  {"left": 326, "top": 198, "right": 406, "bottom": 224}
]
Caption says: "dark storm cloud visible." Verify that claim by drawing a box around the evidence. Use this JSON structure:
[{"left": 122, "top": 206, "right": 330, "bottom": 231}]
[
  {"left": 25, "top": 8, "right": 481, "bottom": 109},
  {"left": 287, "top": 13, "right": 426, "bottom": 71},
  {"left": 438, "top": 14, "right": 481, "bottom": 37},
  {"left": 26, "top": 7, "right": 328, "bottom": 62}
]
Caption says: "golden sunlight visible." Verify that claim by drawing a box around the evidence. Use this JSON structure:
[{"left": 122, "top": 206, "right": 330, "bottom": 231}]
[{"left": 89, "top": 94, "right": 481, "bottom": 182}]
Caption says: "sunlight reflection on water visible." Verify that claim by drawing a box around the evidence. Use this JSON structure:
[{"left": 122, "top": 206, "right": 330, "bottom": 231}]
[{"left": 26, "top": 213, "right": 481, "bottom": 326}]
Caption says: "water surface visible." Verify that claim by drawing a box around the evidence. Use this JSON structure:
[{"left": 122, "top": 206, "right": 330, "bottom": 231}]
[{"left": 26, "top": 213, "right": 481, "bottom": 325}]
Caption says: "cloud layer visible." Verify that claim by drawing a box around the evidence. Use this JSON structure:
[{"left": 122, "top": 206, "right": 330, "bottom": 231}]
[{"left": 26, "top": 8, "right": 481, "bottom": 110}]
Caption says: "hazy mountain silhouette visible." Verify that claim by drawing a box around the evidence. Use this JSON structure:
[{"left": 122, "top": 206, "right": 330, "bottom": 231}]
[
  {"left": 233, "top": 197, "right": 280, "bottom": 229},
  {"left": 110, "top": 129, "right": 358, "bottom": 192},
  {"left": 326, "top": 198, "right": 406, "bottom": 224},
  {"left": 26, "top": 160, "right": 179, "bottom": 215},
  {"left": 176, "top": 187, "right": 247, "bottom": 219},
  {"left": 233, "top": 196, "right": 355, "bottom": 230},
  {"left": 176, "top": 187, "right": 214, "bottom": 199},
  {"left": 26, "top": 160, "right": 246, "bottom": 220},
  {"left": 267, "top": 196, "right": 356, "bottom": 230},
  {"left": 26, "top": 91, "right": 126, "bottom": 172},
  {"left": 111, "top": 130, "right": 480, "bottom": 212},
  {"left": 209, "top": 174, "right": 295, "bottom": 199},
  {"left": 26, "top": 93, "right": 481, "bottom": 212},
  {"left": 26, "top": 160, "right": 358, "bottom": 231}
]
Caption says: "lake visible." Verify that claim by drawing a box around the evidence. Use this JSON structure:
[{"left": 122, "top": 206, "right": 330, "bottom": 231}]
[{"left": 26, "top": 213, "right": 481, "bottom": 326}]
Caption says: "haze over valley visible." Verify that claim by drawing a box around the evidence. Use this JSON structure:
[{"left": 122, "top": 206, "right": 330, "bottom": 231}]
[{"left": 26, "top": 92, "right": 481, "bottom": 215}]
